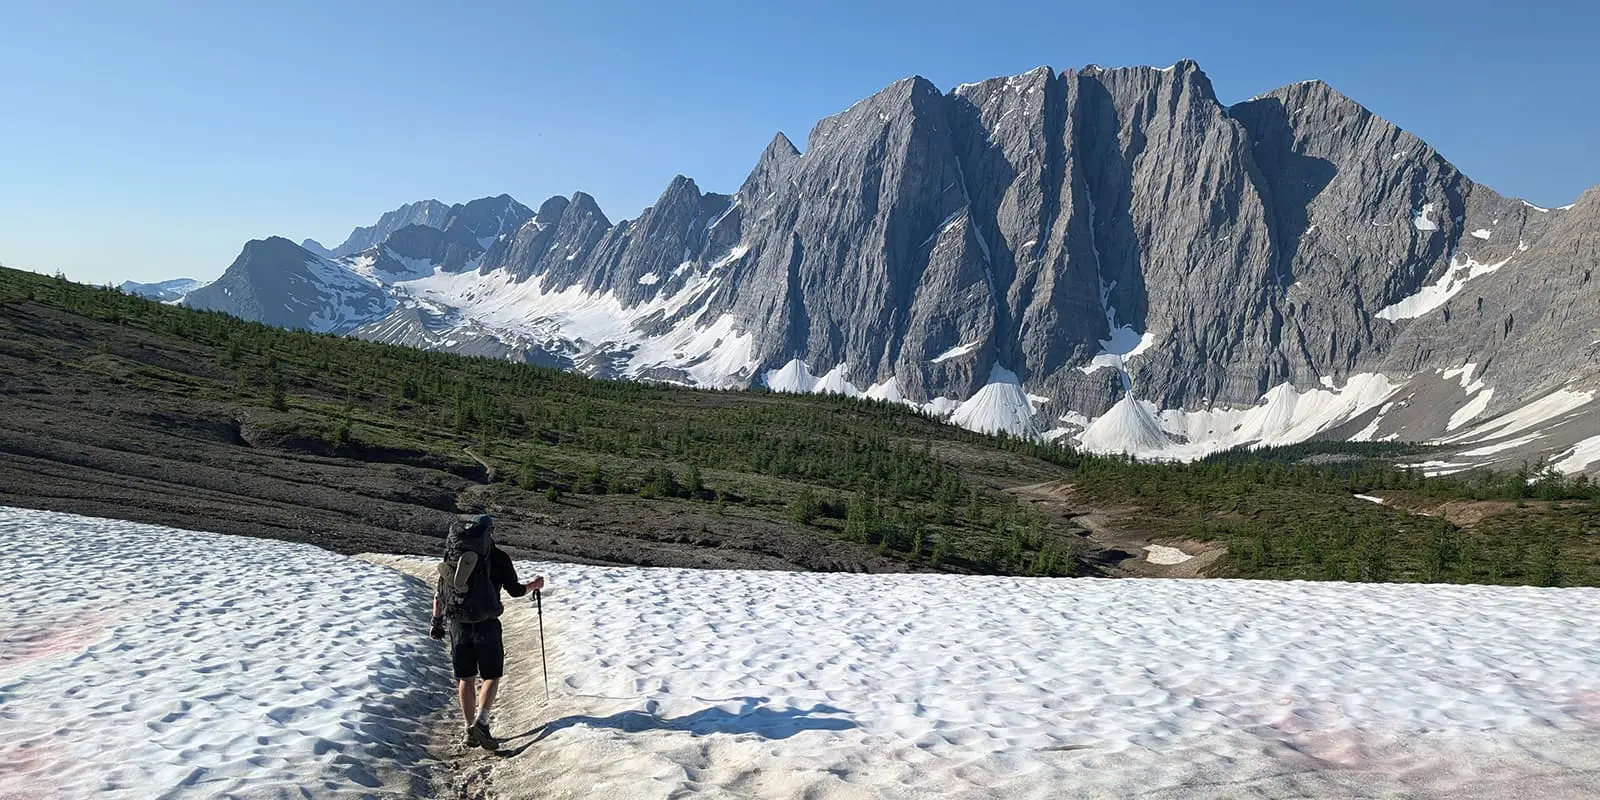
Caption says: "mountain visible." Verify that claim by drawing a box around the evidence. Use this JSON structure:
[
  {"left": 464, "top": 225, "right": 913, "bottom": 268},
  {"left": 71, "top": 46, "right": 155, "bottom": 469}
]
[
  {"left": 120, "top": 278, "right": 207, "bottom": 302},
  {"left": 168, "top": 61, "right": 1600, "bottom": 473}
]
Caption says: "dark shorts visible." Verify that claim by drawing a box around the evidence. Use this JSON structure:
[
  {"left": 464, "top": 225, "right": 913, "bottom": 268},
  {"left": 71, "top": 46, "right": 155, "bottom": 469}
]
[{"left": 448, "top": 618, "right": 505, "bottom": 680}]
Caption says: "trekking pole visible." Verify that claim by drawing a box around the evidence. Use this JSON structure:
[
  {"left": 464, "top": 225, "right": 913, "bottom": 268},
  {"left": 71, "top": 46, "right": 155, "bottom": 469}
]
[{"left": 535, "top": 588, "right": 550, "bottom": 704}]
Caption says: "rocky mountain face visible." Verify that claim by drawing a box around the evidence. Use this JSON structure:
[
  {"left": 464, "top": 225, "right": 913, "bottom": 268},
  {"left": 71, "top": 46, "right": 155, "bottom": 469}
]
[{"left": 166, "top": 61, "right": 1600, "bottom": 473}]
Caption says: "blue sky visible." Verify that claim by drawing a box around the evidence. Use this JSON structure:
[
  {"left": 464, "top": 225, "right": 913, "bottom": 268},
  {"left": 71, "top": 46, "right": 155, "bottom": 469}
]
[{"left": 2, "top": 0, "right": 1595, "bottom": 284}]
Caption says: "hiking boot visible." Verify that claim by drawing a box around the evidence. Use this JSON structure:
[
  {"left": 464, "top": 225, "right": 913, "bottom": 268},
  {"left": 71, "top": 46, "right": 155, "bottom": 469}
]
[{"left": 465, "top": 721, "right": 499, "bottom": 751}]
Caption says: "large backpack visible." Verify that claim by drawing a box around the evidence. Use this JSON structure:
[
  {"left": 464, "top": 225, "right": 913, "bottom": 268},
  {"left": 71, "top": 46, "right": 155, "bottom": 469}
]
[{"left": 437, "top": 514, "right": 503, "bottom": 623}]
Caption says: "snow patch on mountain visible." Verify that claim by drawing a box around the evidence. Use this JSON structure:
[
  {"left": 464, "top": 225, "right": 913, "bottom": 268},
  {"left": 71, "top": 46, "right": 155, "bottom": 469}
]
[
  {"left": 1376, "top": 255, "right": 1511, "bottom": 322},
  {"left": 946, "top": 365, "right": 1038, "bottom": 437},
  {"left": 297, "top": 255, "right": 393, "bottom": 334},
  {"left": 1074, "top": 374, "right": 1404, "bottom": 460},
  {"left": 812, "top": 364, "right": 864, "bottom": 397},
  {"left": 1448, "top": 389, "right": 1494, "bottom": 431},
  {"left": 1080, "top": 279, "right": 1154, "bottom": 375},
  {"left": 1412, "top": 202, "right": 1440, "bottom": 231},
  {"left": 931, "top": 341, "right": 980, "bottom": 363},
  {"left": 1439, "top": 389, "right": 1596, "bottom": 446},
  {"left": 1552, "top": 434, "right": 1600, "bottom": 474},
  {"left": 764, "top": 359, "right": 819, "bottom": 393},
  {"left": 387, "top": 260, "right": 756, "bottom": 386},
  {"left": 864, "top": 377, "right": 907, "bottom": 404},
  {"left": 1079, "top": 395, "right": 1171, "bottom": 454}
]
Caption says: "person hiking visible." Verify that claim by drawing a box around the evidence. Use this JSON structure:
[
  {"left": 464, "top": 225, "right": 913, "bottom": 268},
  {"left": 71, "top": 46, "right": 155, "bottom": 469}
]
[{"left": 429, "top": 513, "right": 544, "bottom": 751}]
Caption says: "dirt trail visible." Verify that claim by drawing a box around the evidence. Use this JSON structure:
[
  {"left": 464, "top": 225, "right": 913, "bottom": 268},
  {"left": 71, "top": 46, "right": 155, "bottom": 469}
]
[
  {"left": 1005, "top": 480, "right": 1225, "bottom": 578},
  {"left": 362, "top": 553, "right": 571, "bottom": 800}
]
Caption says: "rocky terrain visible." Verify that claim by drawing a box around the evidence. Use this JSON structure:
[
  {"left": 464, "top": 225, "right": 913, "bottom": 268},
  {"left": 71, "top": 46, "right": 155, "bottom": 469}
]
[{"left": 152, "top": 61, "right": 1598, "bottom": 473}]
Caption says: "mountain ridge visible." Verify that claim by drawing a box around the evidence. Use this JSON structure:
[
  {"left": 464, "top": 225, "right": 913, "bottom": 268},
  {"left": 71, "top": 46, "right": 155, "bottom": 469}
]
[{"left": 159, "top": 60, "right": 1600, "bottom": 473}]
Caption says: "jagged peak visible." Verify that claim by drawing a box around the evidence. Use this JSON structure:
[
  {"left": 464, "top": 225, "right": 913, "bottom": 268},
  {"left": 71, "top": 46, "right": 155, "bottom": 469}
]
[
  {"left": 763, "top": 131, "right": 801, "bottom": 161},
  {"left": 533, "top": 195, "right": 570, "bottom": 224},
  {"left": 567, "top": 191, "right": 610, "bottom": 223}
]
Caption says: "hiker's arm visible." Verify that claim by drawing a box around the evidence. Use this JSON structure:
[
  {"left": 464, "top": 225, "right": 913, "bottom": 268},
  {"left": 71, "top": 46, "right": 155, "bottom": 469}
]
[
  {"left": 493, "top": 548, "right": 544, "bottom": 596},
  {"left": 494, "top": 548, "right": 528, "bottom": 597},
  {"left": 428, "top": 577, "right": 445, "bottom": 639}
]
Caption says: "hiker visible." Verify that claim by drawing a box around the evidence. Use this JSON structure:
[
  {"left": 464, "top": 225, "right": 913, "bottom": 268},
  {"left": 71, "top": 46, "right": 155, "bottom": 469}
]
[{"left": 429, "top": 513, "right": 544, "bottom": 751}]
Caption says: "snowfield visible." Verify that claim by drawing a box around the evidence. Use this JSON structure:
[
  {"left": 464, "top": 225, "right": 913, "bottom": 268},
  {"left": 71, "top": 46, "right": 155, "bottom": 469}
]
[
  {"left": 0, "top": 508, "right": 446, "bottom": 799},
  {"left": 6, "top": 509, "right": 1600, "bottom": 799},
  {"left": 519, "top": 563, "right": 1600, "bottom": 799}
]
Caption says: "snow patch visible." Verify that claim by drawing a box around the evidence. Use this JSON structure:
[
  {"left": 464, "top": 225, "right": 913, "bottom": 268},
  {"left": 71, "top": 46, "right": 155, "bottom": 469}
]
[
  {"left": 1470, "top": 229, "right": 1492, "bottom": 240},
  {"left": 864, "top": 376, "right": 909, "bottom": 404},
  {"left": 945, "top": 365, "right": 1038, "bottom": 437},
  {"left": 1354, "top": 494, "right": 1387, "bottom": 505},
  {"left": 931, "top": 341, "right": 980, "bottom": 363},
  {"left": 1447, "top": 388, "right": 1494, "bottom": 431},
  {"left": 1079, "top": 396, "right": 1171, "bottom": 454},
  {"left": 1143, "top": 544, "right": 1192, "bottom": 565},
  {"left": 1376, "top": 255, "right": 1511, "bottom": 321},
  {"left": 1413, "top": 202, "right": 1440, "bottom": 232},
  {"left": 636, "top": 273, "right": 661, "bottom": 285},
  {"left": 1551, "top": 434, "right": 1600, "bottom": 474},
  {"left": 1440, "top": 389, "right": 1596, "bottom": 446},
  {"left": 764, "top": 359, "right": 818, "bottom": 394}
]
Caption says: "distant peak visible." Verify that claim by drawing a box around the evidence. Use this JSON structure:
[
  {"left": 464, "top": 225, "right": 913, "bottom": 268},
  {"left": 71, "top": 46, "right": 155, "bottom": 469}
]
[{"left": 765, "top": 131, "right": 800, "bottom": 160}]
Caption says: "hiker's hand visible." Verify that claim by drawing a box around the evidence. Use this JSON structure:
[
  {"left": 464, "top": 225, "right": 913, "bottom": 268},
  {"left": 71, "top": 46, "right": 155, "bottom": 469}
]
[
  {"left": 525, "top": 576, "right": 545, "bottom": 593},
  {"left": 429, "top": 616, "right": 445, "bottom": 640}
]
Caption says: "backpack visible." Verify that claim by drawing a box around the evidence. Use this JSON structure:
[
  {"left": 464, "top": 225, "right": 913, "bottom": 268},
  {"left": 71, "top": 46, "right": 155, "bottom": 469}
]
[{"left": 437, "top": 514, "right": 503, "bottom": 623}]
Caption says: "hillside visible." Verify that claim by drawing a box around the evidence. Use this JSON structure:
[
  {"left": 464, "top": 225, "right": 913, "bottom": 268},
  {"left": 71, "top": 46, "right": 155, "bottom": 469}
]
[{"left": 2, "top": 267, "right": 1596, "bottom": 585}]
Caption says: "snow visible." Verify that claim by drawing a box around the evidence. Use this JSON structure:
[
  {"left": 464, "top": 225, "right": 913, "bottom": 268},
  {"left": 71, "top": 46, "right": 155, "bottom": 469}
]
[
  {"left": 1458, "top": 432, "right": 1543, "bottom": 458},
  {"left": 1440, "top": 389, "right": 1596, "bottom": 446},
  {"left": 1410, "top": 461, "right": 1474, "bottom": 476},
  {"left": 1071, "top": 374, "right": 1405, "bottom": 460},
  {"left": 811, "top": 363, "right": 863, "bottom": 397},
  {"left": 1469, "top": 229, "right": 1492, "bottom": 240},
  {"left": 1142, "top": 544, "right": 1192, "bottom": 564},
  {"left": 299, "top": 255, "right": 393, "bottom": 334},
  {"left": 1375, "top": 255, "right": 1511, "bottom": 321},
  {"left": 863, "top": 376, "right": 907, "bottom": 404},
  {"left": 1442, "top": 362, "right": 1485, "bottom": 393},
  {"left": 711, "top": 244, "right": 750, "bottom": 269},
  {"left": 636, "top": 273, "right": 661, "bottom": 285},
  {"left": 1447, "top": 388, "right": 1495, "bottom": 431},
  {"left": 392, "top": 255, "right": 757, "bottom": 388},
  {"left": 763, "top": 359, "right": 818, "bottom": 394},
  {"left": 1354, "top": 494, "right": 1387, "bottom": 505},
  {"left": 1079, "top": 395, "right": 1171, "bottom": 454},
  {"left": 1551, "top": 433, "right": 1600, "bottom": 474},
  {"left": 524, "top": 558, "right": 1600, "bottom": 799},
  {"left": 0, "top": 508, "right": 440, "bottom": 798},
  {"left": 945, "top": 364, "right": 1038, "bottom": 437},
  {"left": 1079, "top": 279, "right": 1155, "bottom": 375},
  {"left": 1523, "top": 200, "right": 1551, "bottom": 213},
  {"left": 1348, "top": 412, "right": 1387, "bottom": 442},
  {"left": 16, "top": 507, "right": 1600, "bottom": 798},
  {"left": 1412, "top": 202, "right": 1440, "bottom": 231},
  {"left": 1558, "top": 203, "right": 1576, "bottom": 211},
  {"left": 930, "top": 341, "right": 980, "bottom": 363}
]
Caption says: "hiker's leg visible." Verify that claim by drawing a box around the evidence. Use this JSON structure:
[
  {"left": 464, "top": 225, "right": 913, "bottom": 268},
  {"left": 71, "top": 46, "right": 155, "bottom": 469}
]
[
  {"left": 477, "top": 677, "right": 500, "bottom": 715},
  {"left": 458, "top": 678, "right": 477, "bottom": 724},
  {"left": 476, "top": 619, "right": 506, "bottom": 717}
]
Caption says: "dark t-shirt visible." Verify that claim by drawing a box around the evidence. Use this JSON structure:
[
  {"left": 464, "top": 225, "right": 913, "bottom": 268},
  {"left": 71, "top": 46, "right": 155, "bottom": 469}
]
[{"left": 488, "top": 546, "right": 528, "bottom": 599}]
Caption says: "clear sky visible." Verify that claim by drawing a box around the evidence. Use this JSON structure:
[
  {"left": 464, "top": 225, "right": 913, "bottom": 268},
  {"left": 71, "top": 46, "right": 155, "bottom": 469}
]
[{"left": 2, "top": 0, "right": 1595, "bottom": 285}]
